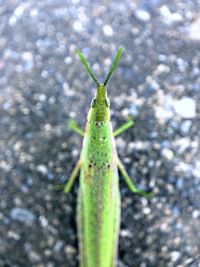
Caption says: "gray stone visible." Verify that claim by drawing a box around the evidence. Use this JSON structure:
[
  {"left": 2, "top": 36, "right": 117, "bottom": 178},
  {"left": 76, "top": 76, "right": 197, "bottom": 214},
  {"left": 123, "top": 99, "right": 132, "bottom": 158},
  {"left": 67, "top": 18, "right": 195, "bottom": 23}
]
[{"left": 10, "top": 208, "right": 36, "bottom": 224}]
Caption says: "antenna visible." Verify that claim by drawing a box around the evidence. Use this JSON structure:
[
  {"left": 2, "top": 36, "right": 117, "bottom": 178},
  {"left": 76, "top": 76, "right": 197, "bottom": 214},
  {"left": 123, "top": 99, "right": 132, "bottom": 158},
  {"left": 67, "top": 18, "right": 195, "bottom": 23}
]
[
  {"left": 76, "top": 49, "right": 100, "bottom": 86},
  {"left": 103, "top": 47, "right": 124, "bottom": 87}
]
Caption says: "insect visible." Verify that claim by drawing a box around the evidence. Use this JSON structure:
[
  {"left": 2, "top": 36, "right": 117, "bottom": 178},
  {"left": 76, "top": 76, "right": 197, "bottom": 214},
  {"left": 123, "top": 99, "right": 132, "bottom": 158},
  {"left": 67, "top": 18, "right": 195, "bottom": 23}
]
[{"left": 64, "top": 47, "right": 152, "bottom": 267}]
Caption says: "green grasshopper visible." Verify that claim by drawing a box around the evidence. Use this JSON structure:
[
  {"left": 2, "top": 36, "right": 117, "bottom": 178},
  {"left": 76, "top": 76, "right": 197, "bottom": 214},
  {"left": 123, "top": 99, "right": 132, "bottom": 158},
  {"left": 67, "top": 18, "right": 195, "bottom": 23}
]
[{"left": 64, "top": 48, "right": 152, "bottom": 267}]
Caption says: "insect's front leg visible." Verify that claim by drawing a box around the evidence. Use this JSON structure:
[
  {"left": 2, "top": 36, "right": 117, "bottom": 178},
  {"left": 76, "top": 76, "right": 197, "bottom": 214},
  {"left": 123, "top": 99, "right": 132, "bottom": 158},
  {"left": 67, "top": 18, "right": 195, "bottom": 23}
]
[
  {"left": 68, "top": 119, "right": 84, "bottom": 137},
  {"left": 113, "top": 119, "right": 134, "bottom": 137},
  {"left": 117, "top": 159, "right": 153, "bottom": 197}
]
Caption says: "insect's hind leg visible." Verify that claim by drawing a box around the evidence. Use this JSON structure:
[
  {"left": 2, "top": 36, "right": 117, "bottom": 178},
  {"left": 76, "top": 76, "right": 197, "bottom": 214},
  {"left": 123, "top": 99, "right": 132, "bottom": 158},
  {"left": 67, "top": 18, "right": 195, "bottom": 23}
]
[
  {"left": 113, "top": 119, "right": 134, "bottom": 137},
  {"left": 117, "top": 159, "right": 153, "bottom": 197},
  {"left": 68, "top": 119, "right": 84, "bottom": 136},
  {"left": 64, "top": 159, "right": 81, "bottom": 193}
]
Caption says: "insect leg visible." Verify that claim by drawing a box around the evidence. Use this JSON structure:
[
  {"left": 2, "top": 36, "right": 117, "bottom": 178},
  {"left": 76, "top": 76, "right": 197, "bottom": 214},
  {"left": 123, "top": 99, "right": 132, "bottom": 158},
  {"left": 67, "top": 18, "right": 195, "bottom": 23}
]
[
  {"left": 64, "top": 159, "right": 81, "bottom": 193},
  {"left": 68, "top": 119, "right": 84, "bottom": 137},
  {"left": 117, "top": 159, "right": 153, "bottom": 197},
  {"left": 113, "top": 120, "right": 134, "bottom": 137}
]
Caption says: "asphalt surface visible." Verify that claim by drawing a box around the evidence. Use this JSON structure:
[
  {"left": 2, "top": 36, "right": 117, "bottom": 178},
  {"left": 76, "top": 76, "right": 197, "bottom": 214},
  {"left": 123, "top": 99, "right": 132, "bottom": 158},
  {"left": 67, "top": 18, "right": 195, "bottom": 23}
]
[{"left": 0, "top": 0, "right": 200, "bottom": 266}]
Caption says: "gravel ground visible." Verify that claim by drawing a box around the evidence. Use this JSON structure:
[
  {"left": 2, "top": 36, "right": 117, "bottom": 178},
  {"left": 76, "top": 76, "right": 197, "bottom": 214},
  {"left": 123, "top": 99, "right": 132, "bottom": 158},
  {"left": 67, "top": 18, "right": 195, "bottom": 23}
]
[{"left": 0, "top": 0, "right": 200, "bottom": 267}]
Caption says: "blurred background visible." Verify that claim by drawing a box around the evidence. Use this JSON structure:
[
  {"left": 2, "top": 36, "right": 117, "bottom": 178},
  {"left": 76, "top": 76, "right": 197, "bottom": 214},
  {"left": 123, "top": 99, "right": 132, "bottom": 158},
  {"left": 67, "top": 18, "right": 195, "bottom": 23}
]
[{"left": 0, "top": 0, "right": 200, "bottom": 266}]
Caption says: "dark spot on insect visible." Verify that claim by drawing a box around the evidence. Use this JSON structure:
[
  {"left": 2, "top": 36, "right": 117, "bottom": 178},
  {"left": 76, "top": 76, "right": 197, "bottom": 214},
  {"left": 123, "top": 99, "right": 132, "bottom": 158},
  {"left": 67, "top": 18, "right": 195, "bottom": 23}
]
[
  {"left": 101, "top": 152, "right": 107, "bottom": 157},
  {"left": 91, "top": 99, "right": 96, "bottom": 108},
  {"left": 94, "top": 121, "right": 104, "bottom": 128},
  {"left": 105, "top": 99, "right": 110, "bottom": 107},
  {"left": 103, "top": 161, "right": 108, "bottom": 167},
  {"left": 107, "top": 163, "right": 110, "bottom": 168},
  {"left": 89, "top": 164, "right": 92, "bottom": 168},
  {"left": 88, "top": 155, "right": 94, "bottom": 162}
]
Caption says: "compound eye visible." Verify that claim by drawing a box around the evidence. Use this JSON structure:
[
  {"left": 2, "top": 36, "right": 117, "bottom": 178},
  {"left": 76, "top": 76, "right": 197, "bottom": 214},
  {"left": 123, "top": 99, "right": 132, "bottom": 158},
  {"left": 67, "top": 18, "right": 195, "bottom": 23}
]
[
  {"left": 105, "top": 99, "right": 110, "bottom": 107},
  {"left": 91, "top": 99, "right": 96, "bottom": 108}
]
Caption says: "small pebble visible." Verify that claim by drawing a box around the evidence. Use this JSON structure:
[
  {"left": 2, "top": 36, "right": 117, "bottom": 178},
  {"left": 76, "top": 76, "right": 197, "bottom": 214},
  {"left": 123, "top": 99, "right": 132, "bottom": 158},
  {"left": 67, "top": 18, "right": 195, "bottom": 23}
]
[
  {"left": 120, "top": 229, "right": 133, "bottom": 237},
  {"left": 103, "top": 25, "right": 113, "bottom": 36},
  {"left": 134, "top": 9, "right": 151, "bottom": 22},
  {"left": 192, "top": 210, "right": 199, "bottom": 219},
  {"left": 36, "top": 165, "right": 48, "bottom": 175},
  {"left": 188, "top": 17, "right": 200, "bottom": 40},
  {"left": 170, "top": 251, "right": 180, "bottom": 262},
  {"left": 39, "top": 215, "right": 48, "bottom": 227},
  {"left": 162, "top": 148, "right": 174, "bottom": 160},
  {"left": 64, "top": 245, "right": 76, "bottom": 256},
  {"left": 8, "top": 230, "right": 20, "bottom": 240},
  {"left": 28, "top": 250, "right": 41, "bottom": 263},
  {"left": 160, "top": 5, "right": 183, "bottom": 24},
  {"left": 73, "top": 20, "right": 83, "bottom": 32},
  {"left": 54, "top": 240, "right": 64, "bottom": 252},
  {"left": 173, "top": 97, "right": 196, "bottom": 118},
  {"left": 176, "top": 177, "right": 184, "bottom": 190},
  {"left": 10, "top": 208, "right": 36, "bottom": 224},
  {"left": 180, "top": 120, "right": 192, "bottom": 135}
]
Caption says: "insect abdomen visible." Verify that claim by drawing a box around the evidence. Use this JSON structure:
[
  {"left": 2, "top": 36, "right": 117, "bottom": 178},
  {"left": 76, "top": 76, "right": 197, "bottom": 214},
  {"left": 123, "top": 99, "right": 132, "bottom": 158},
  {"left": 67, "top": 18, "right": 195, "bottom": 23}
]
[{"left": 77, "top": 121, "right": 120, "bottom": 267}]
